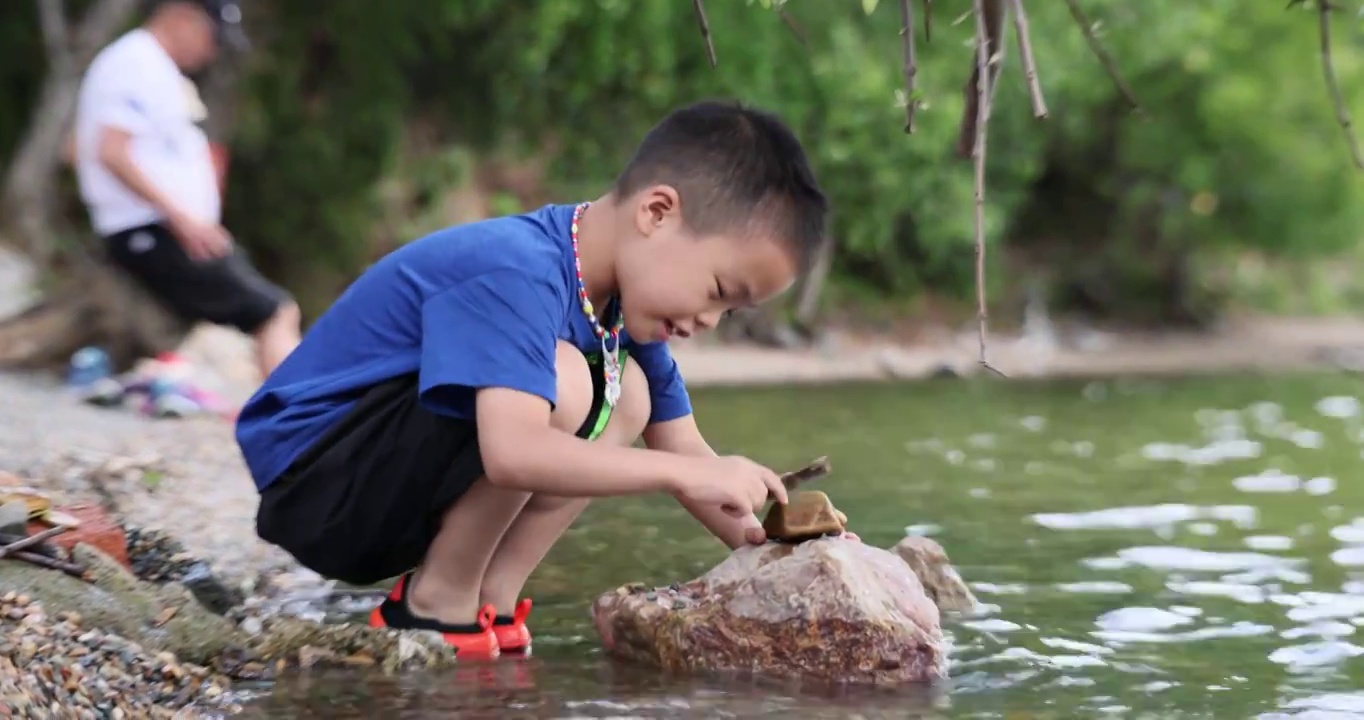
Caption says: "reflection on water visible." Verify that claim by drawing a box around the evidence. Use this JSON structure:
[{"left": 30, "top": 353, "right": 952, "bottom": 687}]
[{"left": 238, "top": 373, "right": 1364, "bottom": 718}]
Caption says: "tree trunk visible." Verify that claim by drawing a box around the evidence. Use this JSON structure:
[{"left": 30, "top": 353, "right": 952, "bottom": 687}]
[
  {"left": 791, "top": 234, "right": 836, "bottom": 332},
  {"left": 0, "top": 0, "right": 140, "bottom": 264},
  {"left": 0, "top": 258, "right": 193, "bottom": 374}
]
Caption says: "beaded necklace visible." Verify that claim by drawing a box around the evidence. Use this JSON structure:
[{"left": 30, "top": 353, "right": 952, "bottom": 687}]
[{"left": 570, "top": 202, "right": 624, "bottom": 407}]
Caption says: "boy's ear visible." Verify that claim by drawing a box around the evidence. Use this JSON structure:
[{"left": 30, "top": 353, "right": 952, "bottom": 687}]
[{"left": 634, "top": 184, "right": 682, "bottom": 238}]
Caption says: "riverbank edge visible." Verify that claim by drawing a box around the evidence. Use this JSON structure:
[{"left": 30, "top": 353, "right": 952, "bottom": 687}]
[
  {"left": 668, "top": 315, "right": 1364, "bottom": 388},
  {"left": 161, "top": 314, "right": 1364, "bottom": 408}
]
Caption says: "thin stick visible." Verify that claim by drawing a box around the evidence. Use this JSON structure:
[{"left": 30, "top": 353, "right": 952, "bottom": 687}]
[
  {"left": 1007, "top": 0, "right": 1048, "bottom": 119},
  {"left": 899, "top": 0, "right": 919, "bottom": 132},
  {"left": 770, "top": 456, "right": 832, "bottom": 500},
  {"left": 1316, "top": 0, "right": 1364, "bottom": 168},
  {"left": 3, "top": 550, "right": 86, "bottom": 578},
  {"left": 972, "top": 0, "right": 1007, "bottom": 378},
  {"left": 1061, "top": 0, "right": 1141, "bottom": 112},
  {"left": 922, "top": 0, "right": 933, "bottom": 43},
  {"left": 0, "top": 524, "right": 70, "bottom": 559},
  {"left": 781, "top": 457, "right": 831, "bottom": 486},
  {"left": 692, "top": 0, "right": 718, "bottom": 68}
]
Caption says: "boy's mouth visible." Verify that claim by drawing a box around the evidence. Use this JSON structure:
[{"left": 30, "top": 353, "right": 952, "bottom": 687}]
[{"left": 663, "top": 319, "right": 690, "bottom": 340}]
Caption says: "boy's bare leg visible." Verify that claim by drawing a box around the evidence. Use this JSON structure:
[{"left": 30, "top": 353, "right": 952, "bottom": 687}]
[
  {"left": 405, "top": 341, "right": 595, "bottom": 624},
  {"left": 477, "top": 357, "right": 652, "bottom": 614}
]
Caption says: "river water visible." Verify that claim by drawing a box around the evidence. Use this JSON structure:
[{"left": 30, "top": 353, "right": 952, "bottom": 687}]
[{"left": 237, "top": 372, "right": 1364, "bottom": 718}]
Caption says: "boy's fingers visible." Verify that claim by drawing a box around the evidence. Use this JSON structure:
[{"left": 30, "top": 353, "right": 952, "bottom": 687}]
[{"left": 763, "top": 469, "right": 788, "bottom": 505}]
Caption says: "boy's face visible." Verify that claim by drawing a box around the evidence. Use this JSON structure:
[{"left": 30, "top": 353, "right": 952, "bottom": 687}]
[{"left": 615, "top": 187, "right": 799, "bottom": 344}]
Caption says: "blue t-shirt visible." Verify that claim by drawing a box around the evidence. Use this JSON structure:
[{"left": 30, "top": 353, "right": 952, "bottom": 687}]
[{"left": 234, "top": 203, "right": 693, "bottom": 490}]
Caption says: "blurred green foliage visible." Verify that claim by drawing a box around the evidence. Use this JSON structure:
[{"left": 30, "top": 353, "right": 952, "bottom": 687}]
[{"left": 3, "top": 0, "right": 1364, "bottom": 323}]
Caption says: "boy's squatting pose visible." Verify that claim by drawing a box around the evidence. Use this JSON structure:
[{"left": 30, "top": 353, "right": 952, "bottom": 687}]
[{"left": 234, "top": 100, "right": 851, "bottom": 656}]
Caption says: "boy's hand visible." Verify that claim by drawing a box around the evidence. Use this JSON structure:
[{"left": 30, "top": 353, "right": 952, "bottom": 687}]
[{"left": 673, "top": 455, "right": 788, "bottom": 518}]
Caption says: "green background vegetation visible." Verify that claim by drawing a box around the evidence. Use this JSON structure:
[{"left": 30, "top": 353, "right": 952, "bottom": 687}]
[{"left": 4, "top": 0, "right": 1364, "bottom": 326}]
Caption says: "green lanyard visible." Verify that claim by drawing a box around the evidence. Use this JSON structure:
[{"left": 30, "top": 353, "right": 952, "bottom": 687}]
[{"left": 584, "top": 345, "right": 628, "bottom": 441}]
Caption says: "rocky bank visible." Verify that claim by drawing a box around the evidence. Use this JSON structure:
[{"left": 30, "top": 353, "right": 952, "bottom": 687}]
[{"left": 2, "top": 514, "right": 459, "bottom": 717}]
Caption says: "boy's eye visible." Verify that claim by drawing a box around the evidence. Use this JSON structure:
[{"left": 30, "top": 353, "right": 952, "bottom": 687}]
[{"left": 714, "top": 279, "right": 727, "bottom": 299}]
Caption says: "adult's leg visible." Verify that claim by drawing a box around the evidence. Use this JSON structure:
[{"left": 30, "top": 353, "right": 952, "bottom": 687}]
[
  {"left": 405, "top": 340, "right": 600, "bottom": 625},
  {"left": 103, "top": 224, "right": 300, "bottom": 379},
  {"left": 249, "top": 299, "right": 301, "bottom": 378},
  {"left": 206, "top": 250, "right": 300, "bottom": 378}
]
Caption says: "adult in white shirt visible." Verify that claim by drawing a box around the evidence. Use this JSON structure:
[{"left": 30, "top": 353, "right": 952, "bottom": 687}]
[{"left": 73, "top": 0, "right": 300, "bottom": 380}]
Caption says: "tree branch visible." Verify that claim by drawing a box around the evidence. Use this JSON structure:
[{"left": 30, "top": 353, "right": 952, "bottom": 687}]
[
  {"left": 956, "top": 0, "right": 1006, "bottom": 158},
  {"left": 692, "top": 0, "right": 717, "bottom": 68},
  {"left": 921, "top": 0, "right": 933, "bottom": 43},
  {"left": 1062, "top": 0, "right": 1141, "bottom": 113},
  {"left": 899, "top": 0, "right": 919, "bottom": 132},
  {"left": 971, "top": 0, "right": 1007, "bottom": 378},
  {"left": 1006, "top": 0, "right": 1047, "bottom": 119},
  {"left": 777, "top": 7, "right": 808, "bottom": 48},
  {"left": 1315, "top": 0, "right": 1364, "bottom": 168}
]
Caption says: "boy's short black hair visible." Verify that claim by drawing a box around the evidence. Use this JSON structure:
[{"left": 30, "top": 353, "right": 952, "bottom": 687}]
[{"left": 613, "top": 100, "right": 829, "bottom": 273}]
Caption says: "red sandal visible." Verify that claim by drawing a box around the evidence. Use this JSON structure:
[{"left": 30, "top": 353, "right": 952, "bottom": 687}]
[
  {"left": 492, "top": 598, "right": 533, "bottom": 653},
  {"left": 368, "top": 572, "right": 500, "bottom": 657}
]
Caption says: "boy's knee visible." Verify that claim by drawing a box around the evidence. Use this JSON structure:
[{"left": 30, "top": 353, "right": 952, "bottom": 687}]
[{"left": 550, "top": 341, "right": 593, "bottom": 433}]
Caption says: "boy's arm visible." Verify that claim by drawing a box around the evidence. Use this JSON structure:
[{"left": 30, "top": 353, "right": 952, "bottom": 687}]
[
  {"left": 422, "top": 272, "right": 679, "bottom": 496},
  {"left": 642, "top": 415, "right": 765, "bottom": 550},
  {"left": 630, "top": 341, "right": 764, "bottom": 550},
  {"left": 478, "top": 387, "right": 684, "bottom": 495},
  {"left": 422, "top": 273, "right": 782, "bottom": 510}
]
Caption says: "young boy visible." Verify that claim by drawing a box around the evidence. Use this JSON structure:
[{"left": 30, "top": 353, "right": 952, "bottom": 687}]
[{"left": 235, "top": 100, "right": 830, "bottom": 656}]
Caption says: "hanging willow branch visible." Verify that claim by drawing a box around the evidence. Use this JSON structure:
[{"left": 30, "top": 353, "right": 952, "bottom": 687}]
[
  {"left": 695, "top": 0, "right": 1364, "bottom": 377},
  {"left": 970, "top": 0, "right": 1007, "bottom": 377},
  {"left": 692, "top": 0, "right": 717, "bottom": 67},
  {"left": 1307, "top": 0, "right": 1364, "bottom": 167},
  {"left": 1061, "top": 0, "right": 1141, "bottom": 113},
  {"left": 899, "top": 0, "right": 919, "bottom": 132}
]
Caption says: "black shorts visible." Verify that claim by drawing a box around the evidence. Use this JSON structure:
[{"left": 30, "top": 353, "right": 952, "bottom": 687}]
[
  {"left": 255, "top": 352, "right": 620, "bottom": 587},
  {"left": 104, "top": 222, "right": 291, "bottom": 335}
]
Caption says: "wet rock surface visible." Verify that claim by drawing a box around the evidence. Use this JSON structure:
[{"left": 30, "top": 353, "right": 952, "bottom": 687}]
[
  {"left": 893, "top": 535, "right": 979, "bottom": 614},
  {"left": 592, "top": 536, "right": 971, "bottom": 685}
]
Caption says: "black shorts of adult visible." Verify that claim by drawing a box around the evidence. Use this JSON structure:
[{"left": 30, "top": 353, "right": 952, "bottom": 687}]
[
  {"left": 255, "top": 351, "right": 621, "bottom": 587},
  {"left": 104, "top": 222, "right": 291, "bottom": 335}
]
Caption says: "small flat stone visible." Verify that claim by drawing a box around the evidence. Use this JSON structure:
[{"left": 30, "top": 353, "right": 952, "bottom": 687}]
[{"left": 762, "top": 490, "right": 846, "bottom": 543}]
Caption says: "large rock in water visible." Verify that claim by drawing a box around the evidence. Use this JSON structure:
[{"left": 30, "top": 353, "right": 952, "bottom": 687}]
[{"left": 592, "top": 537, "right": 975, "bottom": 685}]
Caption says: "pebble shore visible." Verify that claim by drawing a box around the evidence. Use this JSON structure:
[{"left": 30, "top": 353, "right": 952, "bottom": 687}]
[{"left": 0, "top": 592, "right": 237, "bottom": 718}]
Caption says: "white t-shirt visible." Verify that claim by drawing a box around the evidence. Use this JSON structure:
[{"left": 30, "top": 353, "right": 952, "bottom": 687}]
[{"left": 74, "top": 29, "right": 221, "bottom": 236}]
